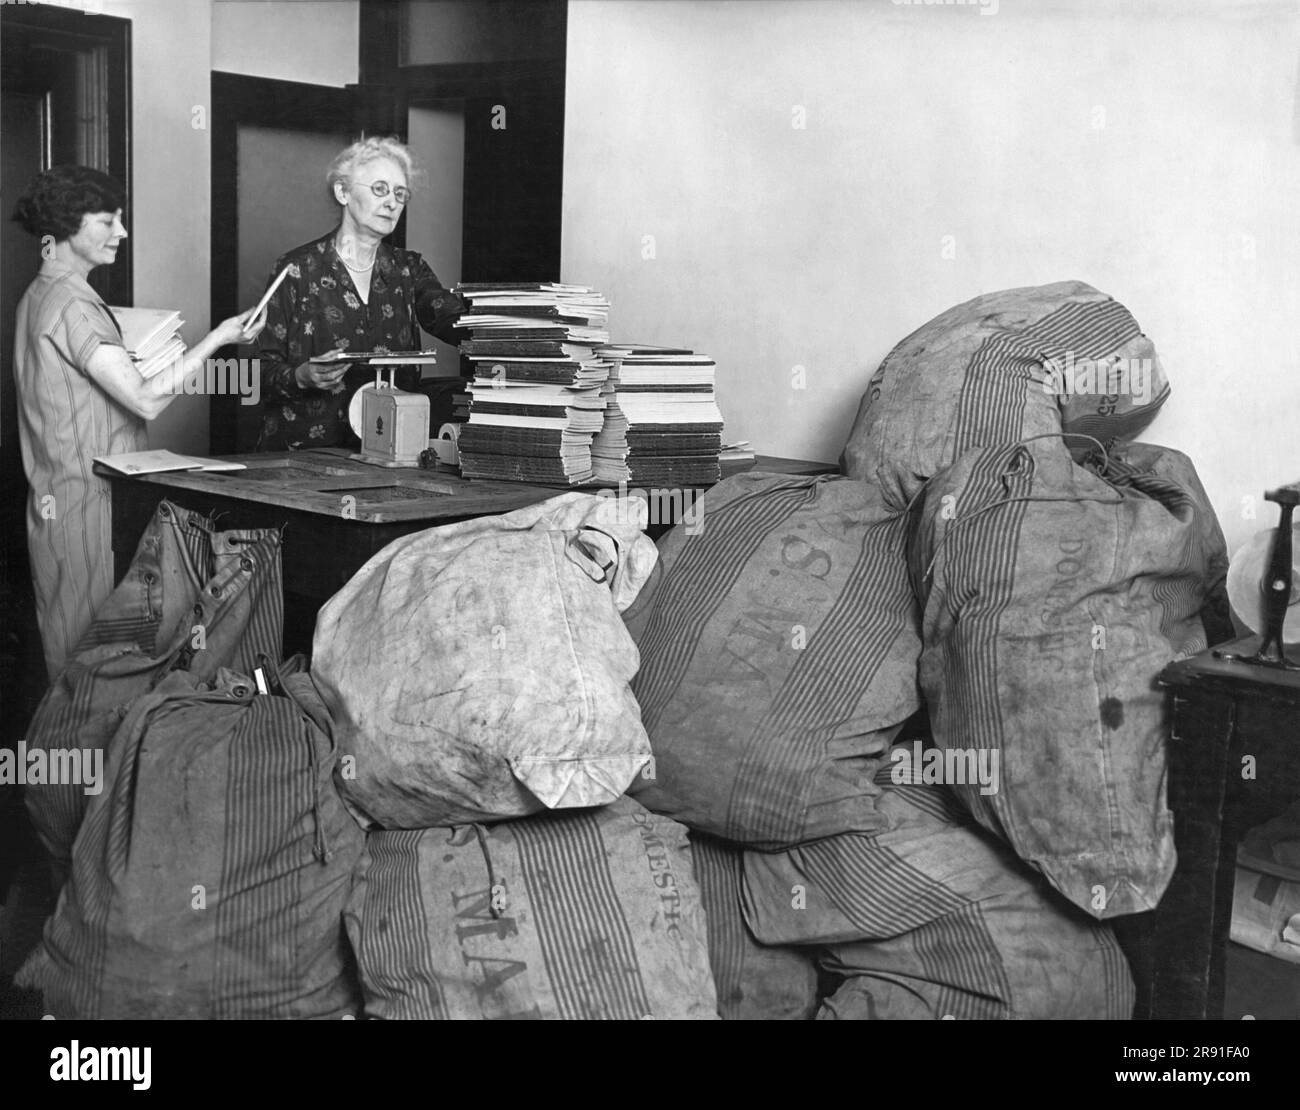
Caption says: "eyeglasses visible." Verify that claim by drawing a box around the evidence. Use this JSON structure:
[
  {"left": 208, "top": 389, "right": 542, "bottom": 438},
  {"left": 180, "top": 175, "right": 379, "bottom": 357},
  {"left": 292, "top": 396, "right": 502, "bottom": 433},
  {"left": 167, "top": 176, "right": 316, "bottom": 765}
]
[{"left": 361, "top": 180, "right": 410, "bottom": 205}]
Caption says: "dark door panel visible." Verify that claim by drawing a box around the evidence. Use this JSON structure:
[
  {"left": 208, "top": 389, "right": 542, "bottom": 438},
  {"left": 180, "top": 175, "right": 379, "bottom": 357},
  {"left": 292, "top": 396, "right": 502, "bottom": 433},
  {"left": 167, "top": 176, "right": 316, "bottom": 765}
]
[
  {"left": 0, "top": 0, "right": 131, "bottom": 912},
  {"left": 210, "top": 73, "right": 390, "bottom": 453}
]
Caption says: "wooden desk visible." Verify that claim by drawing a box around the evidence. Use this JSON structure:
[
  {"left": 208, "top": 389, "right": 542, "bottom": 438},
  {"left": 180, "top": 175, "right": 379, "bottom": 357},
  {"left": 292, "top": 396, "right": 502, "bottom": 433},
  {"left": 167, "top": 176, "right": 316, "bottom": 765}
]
[
  {"left": 106, "top": 449, "right": 837, "bottom": 650},
  {"left": 107, "top": 450, "right": 568, "bottom": 601},
  {"left": 1132, "top": 638, "right": 1300, "bottom": 1018}
]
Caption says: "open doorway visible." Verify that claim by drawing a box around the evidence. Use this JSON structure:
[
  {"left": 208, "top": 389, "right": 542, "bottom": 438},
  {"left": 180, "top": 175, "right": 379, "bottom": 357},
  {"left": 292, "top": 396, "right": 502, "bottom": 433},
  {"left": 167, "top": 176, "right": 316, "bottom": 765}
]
[{"left": 0, "top": 0, "right": 131, "bottom": 995}]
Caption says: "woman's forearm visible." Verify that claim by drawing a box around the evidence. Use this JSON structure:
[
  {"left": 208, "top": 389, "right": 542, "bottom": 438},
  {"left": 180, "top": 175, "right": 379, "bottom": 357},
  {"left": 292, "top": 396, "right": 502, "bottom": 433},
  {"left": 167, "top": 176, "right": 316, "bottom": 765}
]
[
  {"left": 145, "top": 330, "right": 232, "bottom": 403},
  {"left": 258, "top": 354, "right": 306, "bottom": 402},
  {"left": 413, "top": 263, "right": 466, "bottom": 345}
]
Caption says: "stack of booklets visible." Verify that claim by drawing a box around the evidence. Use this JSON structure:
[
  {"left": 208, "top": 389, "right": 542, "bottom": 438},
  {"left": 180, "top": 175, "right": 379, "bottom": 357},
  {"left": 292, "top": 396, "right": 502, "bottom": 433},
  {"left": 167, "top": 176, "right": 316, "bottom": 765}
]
[
  {"left": 450, "top": 383, "right": 471, "bottom": 423},
  {"left": 590, "top": 379, "right": 630, "bottom": 483},
  {"left": 591, "top": 344, "right": 724, "bottom": 485},
  {"left": 453, "top": 283, "right": 613, "bottom": 484},
  {"left": 110, "top": 306, "right": 185, "bottom": 380}
]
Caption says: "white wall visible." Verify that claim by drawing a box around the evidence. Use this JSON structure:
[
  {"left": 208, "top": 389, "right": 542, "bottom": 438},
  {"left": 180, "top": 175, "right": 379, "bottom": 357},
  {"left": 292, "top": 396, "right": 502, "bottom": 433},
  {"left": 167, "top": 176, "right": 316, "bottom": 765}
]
[
  {"left": 562, "top": 0, "right": 1300, "bottom": 558},
  {"left": 90, "top": 0, "right": 215, "bottom": 453},
  {"left": 212, "top": 0, "right": 359, "bottom": 87}
]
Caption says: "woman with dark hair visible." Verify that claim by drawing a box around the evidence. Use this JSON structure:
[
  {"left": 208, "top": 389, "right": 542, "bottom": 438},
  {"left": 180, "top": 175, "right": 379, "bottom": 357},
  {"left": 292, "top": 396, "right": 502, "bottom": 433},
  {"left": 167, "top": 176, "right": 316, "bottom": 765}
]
[
  {"left": 12, "top": 164, "right": 267, "bottom": 680},
  {"left": 254, "top": 135, "right": 465, "bottom": 450}
]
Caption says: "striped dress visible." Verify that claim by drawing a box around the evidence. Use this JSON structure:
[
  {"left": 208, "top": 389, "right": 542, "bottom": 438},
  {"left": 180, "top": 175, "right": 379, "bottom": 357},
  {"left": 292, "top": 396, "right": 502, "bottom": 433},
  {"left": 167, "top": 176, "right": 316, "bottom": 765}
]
[{"left": 12, "top": 258, "right": 146, "bottom": 680}]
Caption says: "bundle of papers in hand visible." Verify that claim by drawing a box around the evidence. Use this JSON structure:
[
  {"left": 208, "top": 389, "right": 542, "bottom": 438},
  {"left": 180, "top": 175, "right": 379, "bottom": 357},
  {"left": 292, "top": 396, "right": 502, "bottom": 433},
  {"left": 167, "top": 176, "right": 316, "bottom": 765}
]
[
  {"left": 453, "top": 283, "right": 614, "bottom": 485},
  {"left": 110, "top": 307, "right": 186, "bottom": 380}
]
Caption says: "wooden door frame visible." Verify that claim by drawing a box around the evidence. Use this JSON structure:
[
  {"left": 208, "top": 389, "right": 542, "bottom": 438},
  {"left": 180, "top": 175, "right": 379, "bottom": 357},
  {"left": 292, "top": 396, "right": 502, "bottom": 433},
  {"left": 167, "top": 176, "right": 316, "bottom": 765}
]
[
  {"left": 0, "top": 3, "right": 133, "bottom": 305},
  {"left": 209, "top": 72, "right": 400, "bottom": 453},
  {"left": 210, "top": 71, "right": 399, "bottom": 327},
  {"left": 0, "top": 1, "right": 132, "bottom": 902},
  {"left": 357, "top": 0, "right": 567, "bottom": 282}
]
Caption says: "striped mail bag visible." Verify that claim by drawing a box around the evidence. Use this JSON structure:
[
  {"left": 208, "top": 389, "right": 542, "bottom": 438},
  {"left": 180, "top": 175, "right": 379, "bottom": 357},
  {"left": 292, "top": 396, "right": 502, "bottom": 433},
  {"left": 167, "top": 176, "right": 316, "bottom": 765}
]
[
  {"left": 741, "top": 772, "right": 1135, "bottom": 1020},
  {"left": 907, "top": 439, "right": 1226, "bottom": 917},
  {"left": 689, "top": 830, "right": 821, "bottom": 1020},
  {"left": 622, "top": 472, "right": 921, "bottom": 848},
  {"left": 841, "top": 280, "right": 1170, "bottom": 512},
  {"left": 36, "top": 664, "right": 363, "bottom": 1019},
  {"left": 23, "top": 499, "right": 283, "bottom": 888},
  {"left": 345, "top": 796, "right": 718, "bottom": 1020}
]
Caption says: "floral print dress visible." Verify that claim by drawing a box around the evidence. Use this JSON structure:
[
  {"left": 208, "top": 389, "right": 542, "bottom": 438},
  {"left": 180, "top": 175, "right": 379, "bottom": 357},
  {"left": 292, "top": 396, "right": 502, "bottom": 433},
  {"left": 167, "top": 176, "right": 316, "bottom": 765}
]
[{"left": 254, "top": 230, "right": 464, "bottom": 450}]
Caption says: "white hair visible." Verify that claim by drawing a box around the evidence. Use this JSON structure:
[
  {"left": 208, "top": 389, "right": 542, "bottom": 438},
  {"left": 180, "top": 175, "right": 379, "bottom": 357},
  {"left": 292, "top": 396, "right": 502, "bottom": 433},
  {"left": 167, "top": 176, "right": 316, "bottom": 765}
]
[{"left": 327, "top": 136, "right": 423, "bottom": 196}]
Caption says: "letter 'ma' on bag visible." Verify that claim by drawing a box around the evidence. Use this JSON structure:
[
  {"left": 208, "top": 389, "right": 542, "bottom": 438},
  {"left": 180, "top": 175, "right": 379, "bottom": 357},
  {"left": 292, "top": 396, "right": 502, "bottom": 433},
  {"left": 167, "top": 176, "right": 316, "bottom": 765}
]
[{"left": 344, "top": 796, "right": 718, "bottom": 1019}]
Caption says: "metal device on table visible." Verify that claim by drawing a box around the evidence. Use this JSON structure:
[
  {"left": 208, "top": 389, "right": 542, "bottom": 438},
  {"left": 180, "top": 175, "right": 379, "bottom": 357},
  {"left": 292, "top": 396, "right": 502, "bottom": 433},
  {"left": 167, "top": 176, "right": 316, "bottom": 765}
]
[
  {"left": 1216, "top": 482, "right": 1300, "bottom": 669},
  {"left": 418, "top": 423, "right": 461, "bottom": 471},
  {"left": 352, "top": 368, "right": 430, "bottom": 468}
]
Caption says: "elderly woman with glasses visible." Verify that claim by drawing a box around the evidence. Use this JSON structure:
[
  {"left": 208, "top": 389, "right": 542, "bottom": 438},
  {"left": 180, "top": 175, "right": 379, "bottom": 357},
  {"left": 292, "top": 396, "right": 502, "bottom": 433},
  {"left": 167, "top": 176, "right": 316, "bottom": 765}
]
[{"left": 253, "top": 135, "right": 465, "bottom": 451}]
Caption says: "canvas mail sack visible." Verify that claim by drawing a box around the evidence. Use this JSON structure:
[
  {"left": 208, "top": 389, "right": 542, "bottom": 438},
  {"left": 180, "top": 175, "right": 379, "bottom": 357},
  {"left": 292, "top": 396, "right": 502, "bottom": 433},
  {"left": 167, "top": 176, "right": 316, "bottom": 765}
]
[
  {"left": 906, "top": 438, "right": 1227, "bottom": 917},
  {"left": 623, "top": 472, "right": 921, "bottom": 848},
  {"left": 689, "top": 830, "right": 821, "bottom": 1020},
  {"left": 34, "top": 662, "right": 363, "bottom": 1019},
  {"left": 741, "top": 772, "right": 1135, "bottom": 1020},
  {"left": 345, "top": 796, "right": 718, "bottom": 1020},
  {"left": 22, "top": 500, "right": 284, "bottom": 888},
  {"left": 841, "top": 280, "right": 1170, "bottom": 512},
  {"left": 312, "top": 492, "right": 658, "bottom": 829}
]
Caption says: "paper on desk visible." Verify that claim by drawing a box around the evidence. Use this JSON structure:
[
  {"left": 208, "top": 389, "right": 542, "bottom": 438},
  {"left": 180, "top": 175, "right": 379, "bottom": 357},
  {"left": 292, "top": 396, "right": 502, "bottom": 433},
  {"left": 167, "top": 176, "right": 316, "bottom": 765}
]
[{"left": 95, "top": 449, "right": 246, "bottom": 475}]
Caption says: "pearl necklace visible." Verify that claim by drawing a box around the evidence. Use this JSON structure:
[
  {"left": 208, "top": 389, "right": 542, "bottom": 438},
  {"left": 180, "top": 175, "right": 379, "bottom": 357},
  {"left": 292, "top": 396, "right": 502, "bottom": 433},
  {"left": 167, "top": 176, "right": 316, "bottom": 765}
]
[{"left": 334, "top": 242, "right": 377, "bottom": 272}]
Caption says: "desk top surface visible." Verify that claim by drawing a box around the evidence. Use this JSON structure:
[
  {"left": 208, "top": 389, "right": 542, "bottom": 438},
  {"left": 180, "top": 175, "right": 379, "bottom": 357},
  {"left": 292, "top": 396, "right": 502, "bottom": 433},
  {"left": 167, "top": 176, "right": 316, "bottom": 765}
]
[
  {"left": 1160, "top": 635, "right": 1300, "bottom": 705},
  {"left": 100, "top": 449, "right": 839, "bottom": 524}
]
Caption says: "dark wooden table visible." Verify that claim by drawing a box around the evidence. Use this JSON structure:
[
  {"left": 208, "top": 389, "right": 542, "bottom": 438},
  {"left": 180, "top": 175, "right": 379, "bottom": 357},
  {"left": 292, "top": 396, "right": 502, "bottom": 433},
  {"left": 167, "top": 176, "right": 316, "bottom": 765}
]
[
  {"left": 105, "top": 449, "right": 836, "bottom": 650},
  {"left": 1126, "top": 637, "right": 1300, "bottom": 1018},
  {"left": 107, "top": 449, "right": 567, "bottom": 600}
]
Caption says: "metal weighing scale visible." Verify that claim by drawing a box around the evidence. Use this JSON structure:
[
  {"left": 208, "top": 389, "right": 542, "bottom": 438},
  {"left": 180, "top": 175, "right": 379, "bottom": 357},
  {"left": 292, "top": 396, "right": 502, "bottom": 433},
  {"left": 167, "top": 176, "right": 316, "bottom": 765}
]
[{"left": 349, "top": 368, "right": 431, "bottom": 469}]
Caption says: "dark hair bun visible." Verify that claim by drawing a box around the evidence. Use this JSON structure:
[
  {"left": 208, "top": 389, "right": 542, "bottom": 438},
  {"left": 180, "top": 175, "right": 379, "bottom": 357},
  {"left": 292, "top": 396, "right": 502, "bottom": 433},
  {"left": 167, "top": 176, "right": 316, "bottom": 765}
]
[{"left": 11, "top": 165, "right": 126, "bottom": 241}]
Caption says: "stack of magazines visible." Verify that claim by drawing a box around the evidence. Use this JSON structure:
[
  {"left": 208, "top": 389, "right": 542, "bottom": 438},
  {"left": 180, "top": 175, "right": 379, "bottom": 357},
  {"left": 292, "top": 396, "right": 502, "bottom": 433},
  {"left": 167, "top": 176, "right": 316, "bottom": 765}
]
[
  {"left": 453, "top": 283, "right": 613, "bottom": 484},
  {"left": 591, "top": 344, "right": 724, "bottom": 485},
  {"left": 110, "top": 306, "right": 185, "bottom": 380}
]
